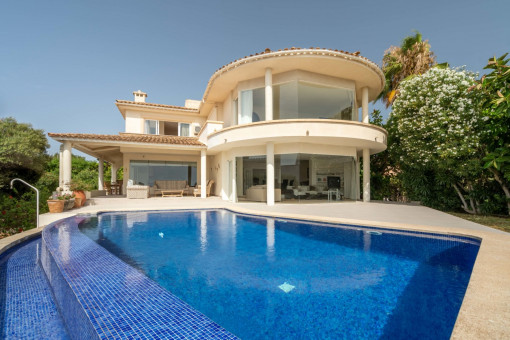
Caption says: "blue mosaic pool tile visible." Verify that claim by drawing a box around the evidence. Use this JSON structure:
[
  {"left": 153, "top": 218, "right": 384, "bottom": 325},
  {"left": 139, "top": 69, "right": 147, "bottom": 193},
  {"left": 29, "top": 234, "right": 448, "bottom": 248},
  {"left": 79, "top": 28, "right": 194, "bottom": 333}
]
[
  {"left": 0, "top": 238, "right": 70, "bottom": 339},
  {"left": 41, "top": 216, "right": 238, "bottom": 339},
  {"left": 81, "top": 209, "right": 480, "bottom": 339}
]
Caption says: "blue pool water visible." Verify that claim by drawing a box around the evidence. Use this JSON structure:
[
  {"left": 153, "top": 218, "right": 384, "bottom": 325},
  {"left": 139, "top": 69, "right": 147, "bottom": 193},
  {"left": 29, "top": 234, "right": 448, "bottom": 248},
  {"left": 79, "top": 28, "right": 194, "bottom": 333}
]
[
  {"left": 0, "top": 238, "right": 70, "bottom": 339},
  {"left": 79, "top": 210, "right": 480, "bottom": 339}
]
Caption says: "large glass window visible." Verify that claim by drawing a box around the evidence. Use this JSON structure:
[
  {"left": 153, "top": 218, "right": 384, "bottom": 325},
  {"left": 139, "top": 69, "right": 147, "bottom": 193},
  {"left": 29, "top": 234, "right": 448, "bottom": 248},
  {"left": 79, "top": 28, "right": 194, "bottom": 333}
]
[
  {"left": 239, "top": 88, "right": 265, "bottom": 124},
  {"left": 236, "top": 153, "right": 356, "bottom": 202},
  {"left": 130, "top": 160, "right": 197, "bottom": 187},
  {"left": 145, "top": 120, "right": 159, "bottom": 134},
  {"left": 237, "top": 81, "right": 355, "bottom": 124},
  {"left": 274, "top": 81, "right": 354, "bottom": 120}
]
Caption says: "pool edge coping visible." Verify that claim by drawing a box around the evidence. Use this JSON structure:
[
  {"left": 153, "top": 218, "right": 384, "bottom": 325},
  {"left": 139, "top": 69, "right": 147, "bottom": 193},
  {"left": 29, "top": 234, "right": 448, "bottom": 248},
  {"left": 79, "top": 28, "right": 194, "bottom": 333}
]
[{"left": 0, "top": 228, "right": 42, "bottom": 257}]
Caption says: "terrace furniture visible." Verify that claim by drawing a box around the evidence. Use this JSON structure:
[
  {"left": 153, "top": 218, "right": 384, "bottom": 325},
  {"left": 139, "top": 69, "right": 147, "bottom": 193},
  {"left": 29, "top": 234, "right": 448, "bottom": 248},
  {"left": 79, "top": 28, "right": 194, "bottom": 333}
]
[
  {"left": 183, "top": 186, "right": 195, "bottom": 196},
  {"left": 154, "top": 180, "right": 189, "bottom": 196},
  {"left": 104, "top": 182, "right": 111, "bottom": 195},
  {"left": 127, "top": 185, "right": 150, "bottom": 199},
  {"left": 161, "top": 190, "right": 184, "bottom": 197},
  {"left": 327, "top": 189, "right": 343, "bottom": 201},
  {"left": 110, "top": 183, "right": 121, "bottom": 195},
  {"left": 193, "top": 180, "right": 215, "bottom": 197},
  {"left": 246, "top": 185, "right": 282, "bottom": 202}
]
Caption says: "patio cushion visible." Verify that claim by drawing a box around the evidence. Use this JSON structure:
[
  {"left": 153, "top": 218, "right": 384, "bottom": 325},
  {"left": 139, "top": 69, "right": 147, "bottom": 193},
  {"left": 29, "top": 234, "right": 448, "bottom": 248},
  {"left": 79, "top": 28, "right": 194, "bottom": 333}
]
[
  {"left": 154, "top": 180, "right": 188, "bottom": 191},
  {"left": 127, "top": 185, "right": 149, "bottom": 199}
]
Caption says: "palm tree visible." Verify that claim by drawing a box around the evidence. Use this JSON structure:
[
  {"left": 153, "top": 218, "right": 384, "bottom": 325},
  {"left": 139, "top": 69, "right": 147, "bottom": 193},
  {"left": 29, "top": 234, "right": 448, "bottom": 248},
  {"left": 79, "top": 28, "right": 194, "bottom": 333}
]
[{"left": 378, "top": 31, "right": 436, "bottom": 108}]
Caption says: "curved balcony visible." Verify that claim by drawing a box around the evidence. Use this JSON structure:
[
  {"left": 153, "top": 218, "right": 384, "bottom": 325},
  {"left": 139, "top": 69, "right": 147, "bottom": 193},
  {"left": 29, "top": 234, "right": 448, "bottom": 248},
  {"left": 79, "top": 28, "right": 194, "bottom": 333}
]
[{"left": 207, "top": 119, "right": 387, "bottom": 153}]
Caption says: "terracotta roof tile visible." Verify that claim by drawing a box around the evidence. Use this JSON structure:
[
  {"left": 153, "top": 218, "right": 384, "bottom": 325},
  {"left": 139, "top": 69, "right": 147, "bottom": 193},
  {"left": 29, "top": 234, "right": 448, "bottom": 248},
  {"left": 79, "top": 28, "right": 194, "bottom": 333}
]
[
  {"left": 48, "top": 133, "right": 205, "bottom": 147},
  {"left": 213, "top": 47, "right": 375, "bottom": 74},
  {"left": 115, "top": 100, "right": 199, "bottom": 112}
]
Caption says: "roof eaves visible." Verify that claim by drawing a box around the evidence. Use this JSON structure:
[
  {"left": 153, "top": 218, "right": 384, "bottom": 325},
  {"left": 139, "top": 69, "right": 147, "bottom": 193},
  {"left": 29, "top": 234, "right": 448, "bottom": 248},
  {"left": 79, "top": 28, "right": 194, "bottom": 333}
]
[
  {"left": 115, "top": 100, "right": 199, "bottom": 113},
  {"left": 202, "top": 47, "right": 385, "bottom": 102},
  {"left": 48, "top": 133, "right": 206, "bottom": 148}
]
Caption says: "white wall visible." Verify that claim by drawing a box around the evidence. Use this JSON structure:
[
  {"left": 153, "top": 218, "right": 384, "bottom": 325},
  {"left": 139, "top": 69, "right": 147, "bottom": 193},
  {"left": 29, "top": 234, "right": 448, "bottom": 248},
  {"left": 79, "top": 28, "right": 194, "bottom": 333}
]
[
  {"left": 125, "top": 111, "right": 144, "bottom": 133},
  {"left": 222, "top": 91, "right": 233, "bottom": 128}
]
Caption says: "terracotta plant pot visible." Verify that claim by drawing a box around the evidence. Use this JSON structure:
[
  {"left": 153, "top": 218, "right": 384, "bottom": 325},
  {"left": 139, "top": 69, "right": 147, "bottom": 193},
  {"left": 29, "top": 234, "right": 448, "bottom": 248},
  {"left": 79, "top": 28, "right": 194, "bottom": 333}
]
[
  {"left": 74, "top": 197, "right": 83, "bottom": 208},
  {"left": 73, "top": 190, "right": 86, "bottom": 207},
  {"left": 47, "top": 200, "right": 65, "bottom": 213}
]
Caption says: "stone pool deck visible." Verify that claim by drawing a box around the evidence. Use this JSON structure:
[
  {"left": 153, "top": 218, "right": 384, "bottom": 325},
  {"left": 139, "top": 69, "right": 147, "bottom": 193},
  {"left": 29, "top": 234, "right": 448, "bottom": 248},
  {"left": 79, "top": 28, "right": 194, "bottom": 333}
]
[{"left": 5, "top": 196, "right": 510, "bottom": 339}]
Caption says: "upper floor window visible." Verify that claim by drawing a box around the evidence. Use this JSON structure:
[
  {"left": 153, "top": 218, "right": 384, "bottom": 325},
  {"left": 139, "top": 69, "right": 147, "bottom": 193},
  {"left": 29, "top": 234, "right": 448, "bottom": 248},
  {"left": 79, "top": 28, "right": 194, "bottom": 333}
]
[
  {"left": 239, "top": 88, "right": 265, "bottom": 124},
  {"left": 160, "top": 121, "right": 191, "bottom": 136},
  {"left": 273, "top": 81, "right": 354, "bottom": 120},
  {"left": 145, "top": 120, "right": 159, "bottom": 134},
  {"left": 179, "top": 123, "right": 190, "bottom": 136},
  {"left": 237, "top": 81, "right": 355, "bottom": 124}
]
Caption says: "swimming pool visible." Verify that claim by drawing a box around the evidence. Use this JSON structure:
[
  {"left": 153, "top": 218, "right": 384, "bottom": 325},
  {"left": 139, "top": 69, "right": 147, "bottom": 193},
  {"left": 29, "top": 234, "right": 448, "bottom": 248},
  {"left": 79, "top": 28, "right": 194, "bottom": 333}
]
[
  {"left": 75, "top": 209, "right": 479, "bottom": 339},
  {"left": 0, "top": 238, "right": 70, "bottom": 339}
]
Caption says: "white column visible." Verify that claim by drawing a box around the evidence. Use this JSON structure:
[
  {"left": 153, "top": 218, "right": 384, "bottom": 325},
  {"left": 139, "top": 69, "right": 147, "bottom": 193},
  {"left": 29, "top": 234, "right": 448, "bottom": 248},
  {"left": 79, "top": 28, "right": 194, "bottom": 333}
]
[
  {"left": 363, "top": 148, "right": 370, "bottom": 202},
  {"left": 231, "top": 158, "right": 237, "bottom": 202},
  {"left": 111, "top": 163, "right": 118, "bottom": 184},
  {"left": 62, "top": 141, "right": 72, "bottom": 193},
  {"left": 98, "top": 158, "right": 104, "bottom": 190},
  {"left": 236, "top": 157, "right": 243, "bottom": 198},
  {"left": 265, "top": 68, "right": 273, "bottom": 121},
  {"left": 356, "top": 156, "right": 361, "bottom": 200},
  {"left": 266, "top": 142, "right": 275, "bottom": 206},
  {"left": 362, "top": 87, "right": 369, "bottom": 124},
  {"left": 58, "top": 144, "right": 64, "bottom": 188},
  {"left": 122, "top": 154, "right": 129, "bottom": 195},
  {"left": 201, "top": 150, "right": 207, "bottom": 198}
]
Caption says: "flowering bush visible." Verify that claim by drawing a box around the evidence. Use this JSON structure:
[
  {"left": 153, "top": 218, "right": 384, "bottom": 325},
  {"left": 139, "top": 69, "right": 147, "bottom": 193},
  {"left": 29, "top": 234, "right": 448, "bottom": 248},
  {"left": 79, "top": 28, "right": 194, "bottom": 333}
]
[
  {"left": 390, "top": 67, "right": 486, "bottom": 212},
  {"left": 392, "top": 67, "right": 481, "bottom": 171}
]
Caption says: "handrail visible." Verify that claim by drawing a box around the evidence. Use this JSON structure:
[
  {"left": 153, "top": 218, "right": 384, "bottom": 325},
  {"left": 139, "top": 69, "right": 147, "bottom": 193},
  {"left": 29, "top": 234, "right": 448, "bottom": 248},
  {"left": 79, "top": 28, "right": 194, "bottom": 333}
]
[{"left": 10, "top": 178, "right": 40, "bottom": 229}]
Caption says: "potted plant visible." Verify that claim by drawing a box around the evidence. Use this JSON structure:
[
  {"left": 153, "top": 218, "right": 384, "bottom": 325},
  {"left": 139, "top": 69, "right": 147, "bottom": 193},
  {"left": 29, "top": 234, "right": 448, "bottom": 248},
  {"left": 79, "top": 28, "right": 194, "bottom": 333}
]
[
  {"left": 71, "top": 181, "right": 87, "bottom": 208},
  {"left": 62, "top": 193, "right": 76, "bottom": 210},
  {"left": 47, "top": 191, "right": 75, "bottom": 213},
  {"left": 47, "top": 191, "right": 65, "bottom": 213}
]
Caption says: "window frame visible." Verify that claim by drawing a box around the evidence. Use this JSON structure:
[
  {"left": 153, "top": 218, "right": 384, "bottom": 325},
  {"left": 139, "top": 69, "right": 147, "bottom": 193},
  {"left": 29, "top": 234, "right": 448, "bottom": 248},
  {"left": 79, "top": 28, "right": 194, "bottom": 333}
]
[
  {"left": 144, "top": 119, "right": 159, "bottom": 135},
  {"left": 178, "top": 122, "right": 190, "bottom": 137}
]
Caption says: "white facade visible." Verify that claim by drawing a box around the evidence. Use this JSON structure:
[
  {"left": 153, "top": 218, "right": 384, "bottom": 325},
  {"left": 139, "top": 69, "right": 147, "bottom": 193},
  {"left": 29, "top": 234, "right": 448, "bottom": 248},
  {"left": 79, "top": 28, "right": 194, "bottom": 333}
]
[{"left": 50, "top": 48, "right": 387, "bottom": 204}]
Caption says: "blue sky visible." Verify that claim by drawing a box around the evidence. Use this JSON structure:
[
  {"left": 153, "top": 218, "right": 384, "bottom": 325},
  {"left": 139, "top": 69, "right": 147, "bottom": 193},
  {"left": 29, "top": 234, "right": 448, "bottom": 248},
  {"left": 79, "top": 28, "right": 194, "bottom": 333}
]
[{"left": 1, "top": 0, "right": 508, "bottom": 157}]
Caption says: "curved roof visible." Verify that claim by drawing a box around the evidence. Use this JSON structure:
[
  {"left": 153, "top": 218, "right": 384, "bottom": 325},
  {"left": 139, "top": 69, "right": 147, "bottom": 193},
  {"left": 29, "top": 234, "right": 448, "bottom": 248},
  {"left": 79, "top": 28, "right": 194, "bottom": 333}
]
[{"left": 202, "top": 47, "right": 385, "bottom": 105}]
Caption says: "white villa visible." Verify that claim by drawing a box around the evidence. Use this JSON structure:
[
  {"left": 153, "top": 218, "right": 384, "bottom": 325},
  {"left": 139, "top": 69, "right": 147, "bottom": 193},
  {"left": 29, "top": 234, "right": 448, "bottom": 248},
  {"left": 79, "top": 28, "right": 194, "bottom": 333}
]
[{"left": 49, "top": 47, "right": 387, "bottom": 205}]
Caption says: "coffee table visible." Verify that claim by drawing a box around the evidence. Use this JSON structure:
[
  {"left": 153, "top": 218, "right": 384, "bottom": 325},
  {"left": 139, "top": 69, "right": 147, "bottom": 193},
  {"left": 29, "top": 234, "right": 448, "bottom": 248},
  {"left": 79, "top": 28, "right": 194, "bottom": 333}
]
[{"left": 161, "top": 190, "right": 184, "bottom": 197}]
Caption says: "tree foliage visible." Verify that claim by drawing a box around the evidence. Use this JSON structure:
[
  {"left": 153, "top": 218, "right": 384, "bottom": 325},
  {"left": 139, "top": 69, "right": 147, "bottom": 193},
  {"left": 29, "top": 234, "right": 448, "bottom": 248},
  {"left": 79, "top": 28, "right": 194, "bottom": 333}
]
[
  {"left": 0, "top": 118, "right": 50, "bottom": 237},
  {"left": 378, "top": 31, "right": 437, "bottom": 108},
  {"left": 471, "top": 53, "right": 510, "bottom": 214},
  {"left": 369, "top": 110, "right": 405, "bottom": 201},
  {"left": 0, "top": 117, "right": 49, "bottom": 190},
  {"left": 44, "top": 154, "right": 109, "bottom": 191}
]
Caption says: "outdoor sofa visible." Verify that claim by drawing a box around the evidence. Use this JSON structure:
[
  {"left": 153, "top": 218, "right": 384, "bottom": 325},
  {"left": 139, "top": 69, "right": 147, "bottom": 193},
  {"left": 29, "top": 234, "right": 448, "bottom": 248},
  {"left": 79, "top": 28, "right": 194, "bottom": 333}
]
[{"left": 154, "top": 180, "right": 193, "bottom": 196}]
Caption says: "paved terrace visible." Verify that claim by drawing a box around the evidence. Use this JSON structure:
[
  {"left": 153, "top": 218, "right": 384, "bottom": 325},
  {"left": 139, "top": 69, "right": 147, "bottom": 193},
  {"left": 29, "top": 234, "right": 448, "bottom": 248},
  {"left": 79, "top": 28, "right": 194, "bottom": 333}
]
[
  {"left": 2, "top": 196, "right": 509, "bottom": 339},
  {"left": 39, "top": 196, "right": 506, "bottom": 234}
]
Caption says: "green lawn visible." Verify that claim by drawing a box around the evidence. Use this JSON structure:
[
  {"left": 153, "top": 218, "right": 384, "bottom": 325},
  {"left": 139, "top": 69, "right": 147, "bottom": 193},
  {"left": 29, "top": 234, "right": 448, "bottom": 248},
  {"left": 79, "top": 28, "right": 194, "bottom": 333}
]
[{"left": 449, "top": 212, "right": 510, "bottom": 233}]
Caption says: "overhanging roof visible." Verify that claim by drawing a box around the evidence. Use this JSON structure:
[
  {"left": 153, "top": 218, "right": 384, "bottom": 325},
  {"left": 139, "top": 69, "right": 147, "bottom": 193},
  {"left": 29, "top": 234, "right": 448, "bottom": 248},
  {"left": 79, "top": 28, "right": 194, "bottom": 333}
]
[
  {"left": 48, "top": 133, "right": 206, "bottom": 164},
  {"left": 115, "top": 100, "right": 200, "bottom": 118}
]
